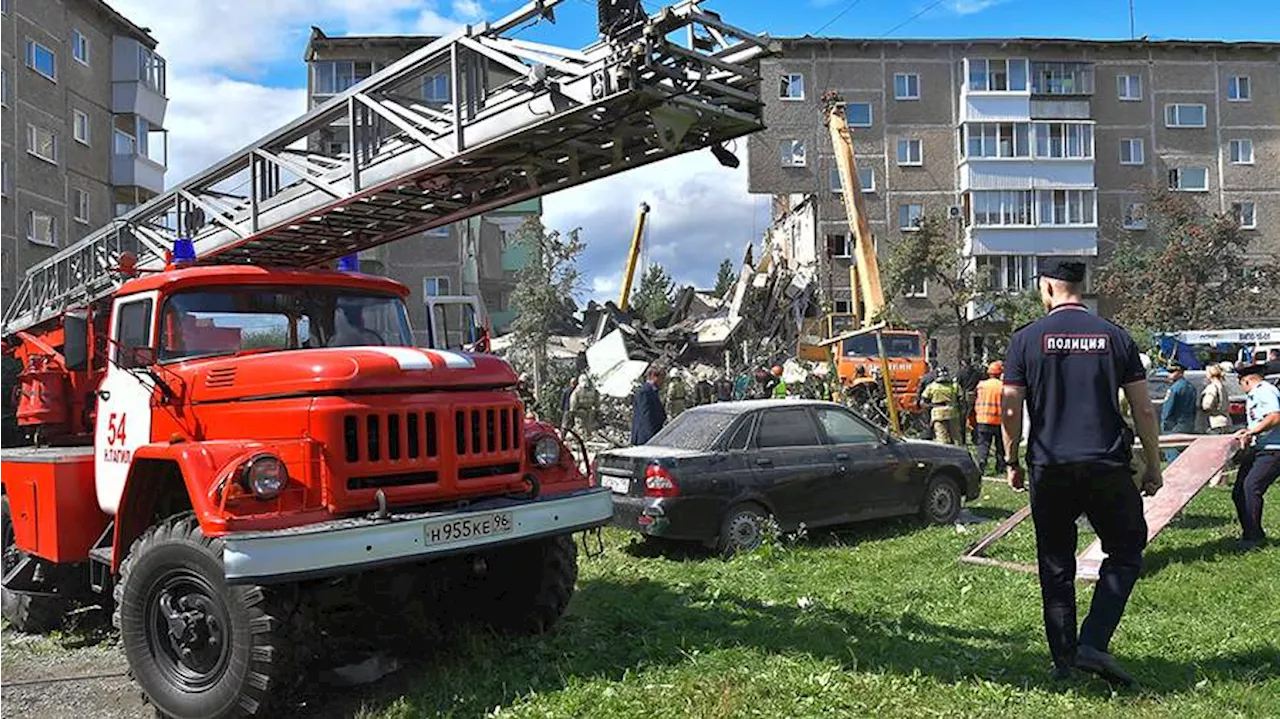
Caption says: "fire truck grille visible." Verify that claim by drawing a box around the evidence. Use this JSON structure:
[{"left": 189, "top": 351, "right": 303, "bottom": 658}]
[
  {"left": 343, "top": 411, "right": 441, "bottom": 464},
  {"left": 340, "top": 404, "right": 522, "bottom": 468}
]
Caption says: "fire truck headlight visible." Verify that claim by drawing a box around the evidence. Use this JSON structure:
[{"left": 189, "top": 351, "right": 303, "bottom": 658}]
[
  {"left": 241, "top": 454, "right": 288, "bottom": 500},
  {"left": 532, "top": 436, "right": 561, "bottom": 467}
]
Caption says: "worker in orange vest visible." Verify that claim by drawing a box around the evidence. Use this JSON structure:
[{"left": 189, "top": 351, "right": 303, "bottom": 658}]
[{"left": 973, "top": 361, "right": 1006, "bottom": 476}]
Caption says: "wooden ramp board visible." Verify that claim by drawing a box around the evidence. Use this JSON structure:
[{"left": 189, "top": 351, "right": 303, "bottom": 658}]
[
  {"left": 960, "top": 434, "right": 1240, "bottom": 581},
  {"left": 1076, "top": 434, "right": 1239, "bottom": 581}
]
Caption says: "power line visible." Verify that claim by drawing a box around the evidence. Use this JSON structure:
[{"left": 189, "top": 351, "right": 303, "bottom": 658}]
[
  {"left": 812, "top": 0, "right": 866, "bottom": 36},
  {"left": 878, "top": 0, "right": 950, "bottom": 38}
]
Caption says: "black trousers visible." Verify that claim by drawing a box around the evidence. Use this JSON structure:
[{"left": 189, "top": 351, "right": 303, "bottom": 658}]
[
  {"left": 974, "top": 424, "right": 1005, "bottom": 474},
  {"left": 1029, "top": 463, "right": 1147, "bottom": 668},
  {"left": 1233, "top": 449, "right": 1280, "bottom": 541}
]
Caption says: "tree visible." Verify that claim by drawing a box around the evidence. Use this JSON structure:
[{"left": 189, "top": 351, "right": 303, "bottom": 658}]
[
  {"left": 880, "top": 213, "right": 984, "bottom": 367},
  {"left": 630, "top": 262, "right": 675, "bottom": 323},
  {"left": 1097, "top": 187, "right": 1279, "bottom": 334},
  {"left": 712, "top": 259, "right": 737, "bottom": 299},
  {"left": 509, "top": 217, "right": 585, "bottom": 394},
  {"left": 987, "top": 288, "right": 1046, "bottom": 356}
]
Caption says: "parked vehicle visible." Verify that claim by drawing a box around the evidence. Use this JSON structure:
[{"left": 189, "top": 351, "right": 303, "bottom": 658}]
[
  {"left": 594, "top": 400, "right": 981, "bottom": 555},
  {"left": 1147, "top": 370, "right": 1248, "bottom": 431}
]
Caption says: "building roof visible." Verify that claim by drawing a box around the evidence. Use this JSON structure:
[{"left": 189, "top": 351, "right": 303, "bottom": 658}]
[
  {"left": 780, "top": 36, "right": 1280, "bottom": 51},
  {"left": 89, "top": 0, "right": 160, "bottom": 48},
  {"left": 304, "top": 27, "right": 438, "bottom": 61}
]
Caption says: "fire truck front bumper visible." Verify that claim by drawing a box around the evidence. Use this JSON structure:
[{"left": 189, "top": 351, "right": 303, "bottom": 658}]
[{"left": 221, "top": 488, "right": 613, "bottom": 585}]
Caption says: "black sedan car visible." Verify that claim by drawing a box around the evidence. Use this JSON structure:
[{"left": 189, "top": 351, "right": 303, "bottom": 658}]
[{"left": 595, "top": 399, "right": 981, "bottom": 555}]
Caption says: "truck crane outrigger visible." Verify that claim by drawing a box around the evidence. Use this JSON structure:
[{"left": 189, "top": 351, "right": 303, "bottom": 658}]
[{"left": 0, "top": 3, "right": 772, "bottom": 716}]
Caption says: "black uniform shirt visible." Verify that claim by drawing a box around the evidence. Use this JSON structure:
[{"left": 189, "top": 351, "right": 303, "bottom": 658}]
[{"left": 1004, "top": 303, "right": 1146, "bottom": 468}]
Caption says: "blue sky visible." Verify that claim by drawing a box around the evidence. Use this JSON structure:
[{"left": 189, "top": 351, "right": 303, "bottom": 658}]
[{"left": 109, "top": 0, "right": 1279, "bottom": 298}]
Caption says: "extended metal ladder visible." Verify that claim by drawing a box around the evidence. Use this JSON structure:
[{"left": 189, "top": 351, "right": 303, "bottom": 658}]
[{"left": 3, "top": 0, "right": 772, "bottom": 335}]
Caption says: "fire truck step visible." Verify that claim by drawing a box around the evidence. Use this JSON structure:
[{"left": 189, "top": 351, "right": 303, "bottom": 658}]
[{"left": 88, "top": 546, "right": 113, "bottom": 594}]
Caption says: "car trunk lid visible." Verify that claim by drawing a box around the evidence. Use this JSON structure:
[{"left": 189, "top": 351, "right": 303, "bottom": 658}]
[{"left": 595, "top": 446, "right": 704, "bottom": 497}]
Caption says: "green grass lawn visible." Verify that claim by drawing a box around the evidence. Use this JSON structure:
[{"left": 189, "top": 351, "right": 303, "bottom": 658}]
[{"left": 353, "top": 484, "right": 1279, "bottom": 719}]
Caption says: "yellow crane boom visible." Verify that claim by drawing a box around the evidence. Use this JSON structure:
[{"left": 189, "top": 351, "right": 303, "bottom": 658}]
[{"left": 617, "top": 202, "right": 651, "bottom": 311}]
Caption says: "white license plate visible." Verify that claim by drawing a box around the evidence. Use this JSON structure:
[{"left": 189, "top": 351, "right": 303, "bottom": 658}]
[
  {"left": 423, "top": 511, "right": 514, "bottom": 545},
  {"left": 601, "top": 475, "right": 630, "bottom": 494}
]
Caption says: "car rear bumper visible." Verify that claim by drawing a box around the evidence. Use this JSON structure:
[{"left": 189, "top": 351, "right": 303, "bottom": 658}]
[
  {"left": 610, "top": 494, "right": 723, "bottom": 542},
  {"left": 222, "top": 488, "right": 613, "bottom": 585}
]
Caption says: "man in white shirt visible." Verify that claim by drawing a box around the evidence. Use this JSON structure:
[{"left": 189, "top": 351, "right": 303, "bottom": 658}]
[{"left": 1233, "top": 363, "right": 1280, "bottom": 550}]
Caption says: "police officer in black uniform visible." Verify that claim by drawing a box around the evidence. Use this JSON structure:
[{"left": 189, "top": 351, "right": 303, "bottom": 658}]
[{"left": 1000, "top": 259, "right": 1164, "bottom": 686}]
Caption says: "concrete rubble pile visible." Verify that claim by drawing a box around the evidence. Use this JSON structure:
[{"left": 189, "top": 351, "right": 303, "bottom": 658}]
[{"left": 489, "top": 247, "right": 833, "bottom": 447}]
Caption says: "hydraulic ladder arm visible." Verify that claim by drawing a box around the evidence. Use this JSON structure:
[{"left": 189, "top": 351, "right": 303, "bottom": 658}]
[{"left": 3, "top": 0, "right": 775, "bottom": 337}]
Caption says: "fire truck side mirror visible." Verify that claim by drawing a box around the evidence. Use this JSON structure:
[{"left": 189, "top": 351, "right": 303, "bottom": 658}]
[{"left": 64, "top": 312, "right": 89, "bottom": 371}]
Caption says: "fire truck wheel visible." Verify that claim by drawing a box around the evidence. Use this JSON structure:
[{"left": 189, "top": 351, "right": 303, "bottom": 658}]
[
  {"left": 471, "top": 534, "right": 578, "bottom": 635},
  {"left": 114, "top": 514, "right": 291, "bottom": 718},
  {"left": 1, "top": 496, "right": 68, "bottom": 633}
]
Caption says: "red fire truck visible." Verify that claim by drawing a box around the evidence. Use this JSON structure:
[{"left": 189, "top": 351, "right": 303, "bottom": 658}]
[{"left": 0, "top": 2, "right": 770, "bottom": 716}]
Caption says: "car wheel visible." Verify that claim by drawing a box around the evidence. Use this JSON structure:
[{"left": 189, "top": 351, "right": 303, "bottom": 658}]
[
  {"left": 717, "top": 504, "right": 768, "bottom": 557},
  {"left": 921, "top": 475, "right": 962, "bottom": 525}
]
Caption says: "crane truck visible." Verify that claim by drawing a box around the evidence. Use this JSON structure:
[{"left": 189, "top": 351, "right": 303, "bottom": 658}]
[{"left": 0, "top": 2, "right": 772, "bottom": 716}]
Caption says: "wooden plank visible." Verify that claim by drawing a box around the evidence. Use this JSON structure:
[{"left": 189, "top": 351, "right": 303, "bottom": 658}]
[
  {"left": 1077, "top": 435, "right": 1239, "bottom": 581},
  {"left": 962, "top": 505, "right": 1032, "bottom": 559}
]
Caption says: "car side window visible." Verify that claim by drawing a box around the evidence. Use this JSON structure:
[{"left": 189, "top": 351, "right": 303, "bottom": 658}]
[
  {"left": 115, "top": 299, "right": 154, "bottom": 369},
  {"left": 755, "top": 408, "right": 821, "bottom": 448},
  {"left": 724, "top": 416, "right": 754, "bottom": 450},
  {"left": 816, "top": 407, "right": 879, "bottom": 444}
]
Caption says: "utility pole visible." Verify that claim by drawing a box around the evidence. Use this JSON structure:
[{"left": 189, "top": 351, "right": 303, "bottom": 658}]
[{"left": 1129, "top": 0, "right": 1136, "bottom": 40}]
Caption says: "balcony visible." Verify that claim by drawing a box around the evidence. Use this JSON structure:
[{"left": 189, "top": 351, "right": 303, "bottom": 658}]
[
  {"left": 967, "top": 226, "right": 1097, "bottom": 257},
  {"left": 111, "top": 37, "right": 168, "bottom": 128},
  {"left": 961, "top": 160, "right": 1094, "bottom": 192},
  {"left": 112, "top": 126, "right": 166, "bottom": 194}
]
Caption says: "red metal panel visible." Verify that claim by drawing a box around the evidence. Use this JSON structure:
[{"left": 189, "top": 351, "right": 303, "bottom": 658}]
[{"left": 2, "top": 453, "right": 108, "bottom": 563}]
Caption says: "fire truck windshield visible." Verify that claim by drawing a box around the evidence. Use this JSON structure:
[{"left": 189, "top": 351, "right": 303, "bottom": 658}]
[
  {"left": 842, "top": 333, "right": 922, "bottom": 358},
  {"left": 158, "top": 287, "right": 413, "bottom": 362}
]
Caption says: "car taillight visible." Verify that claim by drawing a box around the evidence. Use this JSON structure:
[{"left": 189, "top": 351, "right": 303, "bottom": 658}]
[{"left": 644, "top": 463, "right": 679, "bottom": 498}]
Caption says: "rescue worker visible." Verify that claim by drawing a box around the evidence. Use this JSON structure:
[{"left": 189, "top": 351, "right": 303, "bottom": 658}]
[
  {"left": 973, "top": 361, "right": 1006, "bottom": 476},
  {"left": 714, "top": 374, "right": 734, "bottom": 403},
  {"left": 917, "top": 361, "right": 936, "bottom": 440},
  {"left": 1233, "top": 363, "right": 1280, "bottom": 550},
  {"left": 665, "top": 368, "right": 689, "bottom": 417},
  {"left": 770, "top": 365, "right": 788, "bottom": 399},
  {"left": 559, "top": 375, "right": 578, "bottom": 429},
  {"left": 631, "top": 368, "right": 666, "bottom": 445},
  {"left": 1160, "top": 363, "right": 1197, "bottom": 434},
  {"left": 564, "top": 373, "right": 599, "bottom": 438},
  {"left": 517, "top": 373, "right": 536, "bottom": 415},
  {"left": 921, "top": 367, "right": 961, "bottom": 444},
  {"left": 1000, "top": 259, "right": 1163, "bottom": 686}
]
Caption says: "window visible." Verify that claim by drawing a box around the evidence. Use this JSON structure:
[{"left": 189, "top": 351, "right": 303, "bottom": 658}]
[
  {"left": 1117, "top": 73, "right": 1142, "bottom": 101},
  {"left": 26, "top": 210, "right": 57, "bottom": 247},
  {"left": 425, "top": 225, "right": 450, "bottom": 238},
  {"left": 971, "top": 190, "right": 1033, "bottom": 226},
  {"left": 325, "top": 140, "right": 350, "bottom": 157},
  {"left": 898, "top": 203, "right": 923, "bottom": 230},
  {"left": 975, "top": 255, "right": 1040, "bottom": 292},
  {"left": 25, "top": 39, "right": 57, "bottom": 81},
  {"left": 1232, "top": 202, "right": 1256, "bottom": 229},
  {"left": 73, "top": 188, "right": 90, "bottom": 224},
  {"left": 72, "top": 28, "right": 89, "bottom": 66},
  {"left": 1033, "top": 123, "right": 1093, "bottom": 159},
  {"left": 965, "top": 122, "right": 1030, "bottom": 158},
  {"left": 826, "top": 233, "right": 851, "bottom": 258},
  {"left": 1, "top": 158, "right": 11, "bottom": 197},
  {"left": 1036, "top": 189, "right": 1096, "bottom": 226},
  {"left": 780, "top": 139, "right": 806, "bottom": 167},
  {"left": 755, "top": 408, "right": 822, "bottom": 448},
  {"left": 423, "top": 72, "right": 449, "bottom": 102},
  {"left": 904, "top": 278, "right": 927, "bottom": 298},
  {"left": 844, "top": 102, "right": 872, "bottom": 127},
  {"left": 423, "top": 276, "right": 452, "bottom": 296},
  {"left": 115, "top": 299, "right": 154, "bottom": 369},
  {"left": 1168, "top": 167, "right": 1209, "bottom": 192},
  {"left": 1123, "top": 201, "right": 1147, "bottom": 230},
  {"left": 897, "top": 138, "right": 922, "bottom": 166},
  {"left": 27, "top": 124, "right": 58, "bottom": 163},
  {"left": 137, "top": 46, "right": 166, "bottom": 94},
  {"left": 1119, "top": 138, "right": 1144, "bottom": 165},
  {"left": 312, "top": 60, "right": 374, "bottom": 95},
  {"left": 1229, "top": 139, "right": 1254, "bottom": 165},
  {"left": 894, "top": 73, "right": 920, "bottom": 100},
  {"left": 1227, "top": 75, "right": 1251, "bottom": 102},
  {"left": 967, "top": 58, "right": 1028, "bottom": 92},
  {"left": 724, "top": 418, "right": 754, "bottom": 451},
  {"left": 73, "top": 110, "right": 90, "bottom": 145},
  {"left": 780, "top": 73, "right": 804, "bottom": 100},
  {"left": 1, "top": 68, "right": 8, "bottom": 107},
  {"left": 1165, "top": 104, "right": 1206, "bottom": 128},
  {"left": 857, "top": 166, "right": 874, "bottom": 193},
  {"left": 832, "top": 299, "right": 852, "bottom": 314},
  {"left": 1031, "top": 61, "right": 1094, "bottom": 95},
  {"left": 816, "top": 408, "right": 879, "bottom": 444}
]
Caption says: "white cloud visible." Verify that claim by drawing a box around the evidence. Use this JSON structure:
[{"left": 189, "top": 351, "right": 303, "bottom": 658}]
[{"left": 949, "top": 0, "right": 1009, "bottom": 15}]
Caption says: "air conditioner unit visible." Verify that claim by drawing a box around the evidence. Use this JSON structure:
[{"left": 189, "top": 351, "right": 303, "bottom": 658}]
[{"left": 947, "top": 205, "right": 963, "bottom": 219}]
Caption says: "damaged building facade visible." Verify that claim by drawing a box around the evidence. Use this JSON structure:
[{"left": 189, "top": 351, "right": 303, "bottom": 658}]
[{"left": 749, "top": 37, "right": 1280, "bottom": 364}]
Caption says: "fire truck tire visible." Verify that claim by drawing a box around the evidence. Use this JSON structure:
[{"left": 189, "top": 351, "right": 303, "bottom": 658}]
[
  {"left": 1, "top": 496, "right": 68, "bottom": 633},
  {"left": 471, "top": 533, "right": 578, "bottom": 635},
  {"left": 114, "top": 514, "right": 292, "bottom": 719}
]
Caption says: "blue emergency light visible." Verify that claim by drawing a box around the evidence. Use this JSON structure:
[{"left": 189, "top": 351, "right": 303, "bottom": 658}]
[
  {"left": 337, "top": 255, "right": 360, "bottom": 272},
  {"left": 172, "top": 238, "right": 197, "bottom": 265}
]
